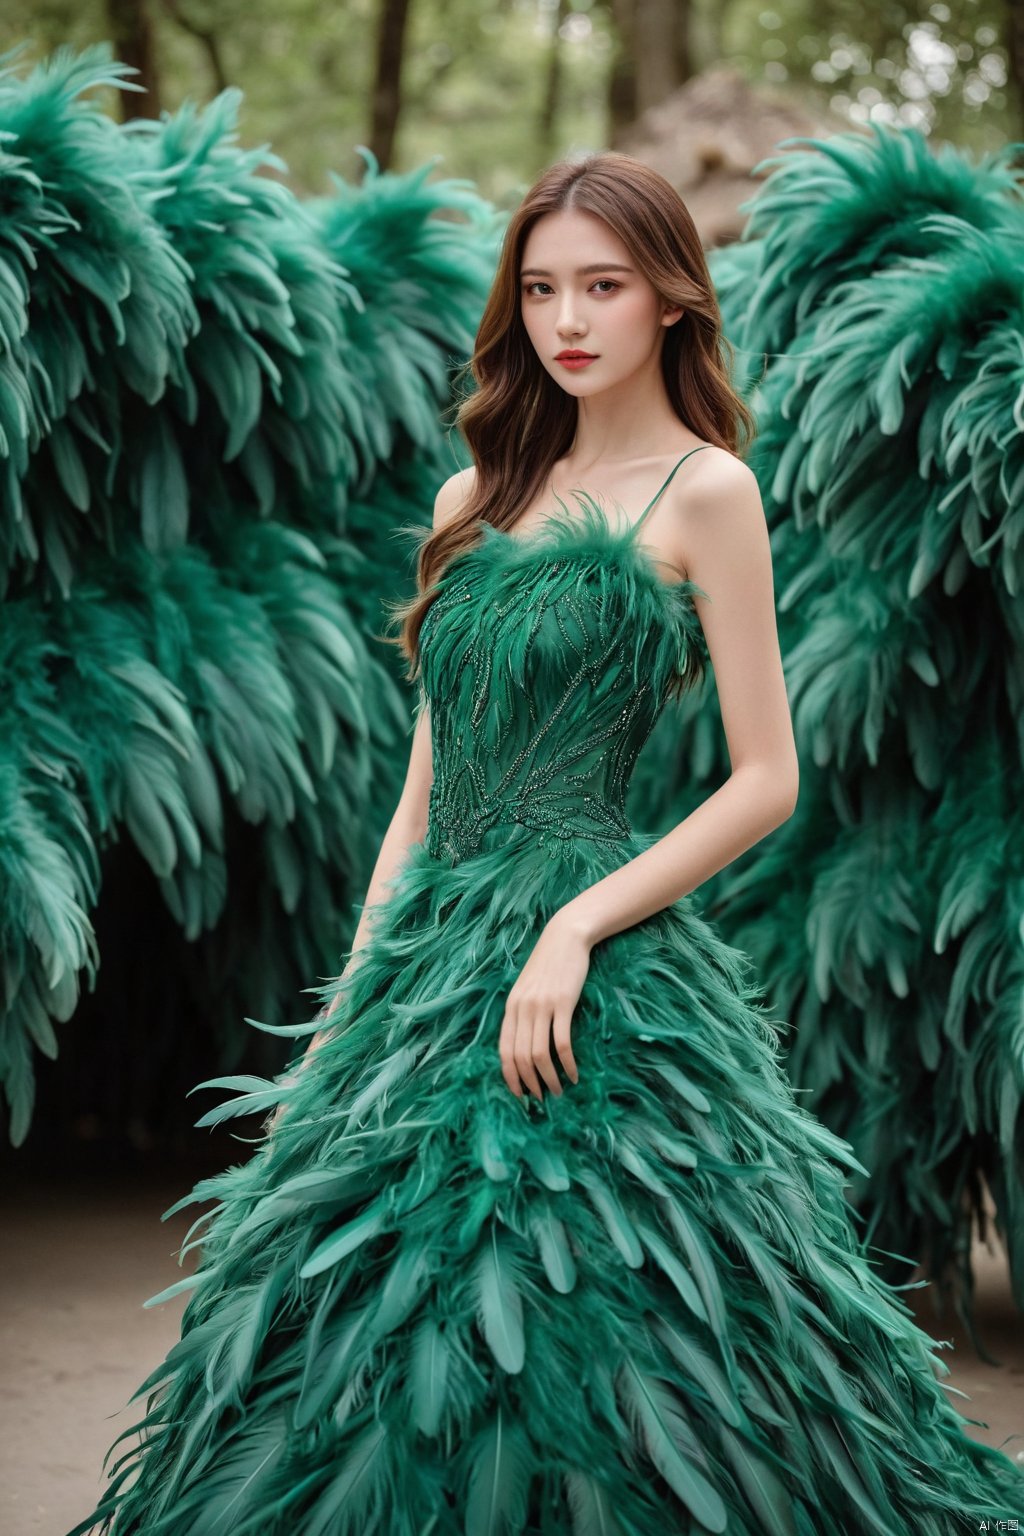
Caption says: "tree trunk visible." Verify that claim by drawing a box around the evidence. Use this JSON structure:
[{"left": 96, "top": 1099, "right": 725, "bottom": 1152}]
[
  {"left": 538, "top": 0, "right": 571, "bottom": 158},
  {"left": 608, "top": 0, "right": 638, "bottom": 143},
  {"left": 608, "top": 0, "right": 693, "bottom": 144},
  {"left": 369, "top": 0, "right": 413, "bottom": 172},
  {"left": 105, "top": 0, "right": 162, "bottom": 119},
  {"left": 634, "top": 0, "right": 686, "bottom": 114},
  {"left": 1002, "top": 0, "right": 1024, "bottom": 141}
]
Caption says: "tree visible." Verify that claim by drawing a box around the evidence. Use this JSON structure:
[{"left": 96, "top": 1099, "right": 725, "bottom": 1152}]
[
  {"left": 1000, "top": 0, "right": 1024, "bottom": 132},
  {"left": 608, "top": 0, "right": 694, "bottom": 142},
  {"left": 159, "top": 0, "right": 228, "bottom": 95},
  {"left": 104, "top": 0, "right": 161, "bottom": 116},
  {"left": 538, "top": 0, "right": 571, "bottom": 159},
  {"left": 369, "top": 0, "right": 413, "bottom": 171}
]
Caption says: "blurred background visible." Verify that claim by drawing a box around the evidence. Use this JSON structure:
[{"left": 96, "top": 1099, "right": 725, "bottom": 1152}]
[
  {"left": 1, "top": 4, "right": 1022, "bottom": 1533},
  {"left": 7, "top": 0, "right": 1020, "bottom": 204}
]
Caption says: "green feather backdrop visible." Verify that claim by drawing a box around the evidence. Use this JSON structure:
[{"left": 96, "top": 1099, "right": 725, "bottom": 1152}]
[
  {"left": 630, "top": 123, "right": 1024, "bottom": 1340},
  {"left": 0, "top": 43, "right": 497, "bottom": 1149}
]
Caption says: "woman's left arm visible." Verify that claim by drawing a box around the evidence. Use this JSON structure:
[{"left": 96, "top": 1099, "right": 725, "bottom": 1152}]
[
  {"left": 562, "top": 452, "right": 799, "bottom": 947},
  {"left": 499, "top": 454, "right": 799, "bottom": 1101}
]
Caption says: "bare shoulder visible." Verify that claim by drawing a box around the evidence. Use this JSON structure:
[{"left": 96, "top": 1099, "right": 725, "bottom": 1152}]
[
  {"left": 433, "top": 466, "right": 477, "bottom": 531},
  {"left": 665, "top": 446, "right": 765, "bottom": 576},
  {"left": 678, "top": 443, "right": 759, "bottom": 508}
]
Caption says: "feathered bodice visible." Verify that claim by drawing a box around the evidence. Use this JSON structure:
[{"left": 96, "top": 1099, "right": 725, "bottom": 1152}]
[{"left": 418, "top": 494, "right": 707, "bottom": 866}]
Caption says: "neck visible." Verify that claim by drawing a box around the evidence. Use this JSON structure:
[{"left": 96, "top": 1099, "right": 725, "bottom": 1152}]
[{"left": 567, "top": 351, "right": 681, "bottom": 465}]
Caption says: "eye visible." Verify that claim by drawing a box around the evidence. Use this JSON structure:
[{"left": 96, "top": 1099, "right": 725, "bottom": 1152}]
[
  {"left": 522, "top": 281, "right": 553, "bottom": 296},
  {"left": 592, "top": 279, "right": 620, "bottom": 293}
]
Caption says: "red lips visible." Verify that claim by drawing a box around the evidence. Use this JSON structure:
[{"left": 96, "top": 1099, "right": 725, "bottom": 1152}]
[{"left": 556, "top": 350, "right": 597, "bottom": 359}]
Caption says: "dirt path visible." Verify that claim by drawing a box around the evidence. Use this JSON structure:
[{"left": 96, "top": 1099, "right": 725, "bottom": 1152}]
[{"left": 1, "top": 1169, "right": 1021, "bottom": 1535}]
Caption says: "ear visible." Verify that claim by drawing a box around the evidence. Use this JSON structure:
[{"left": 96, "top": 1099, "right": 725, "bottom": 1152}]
[{"left": 661, "top": 305, "right": 684, "bottom": 326}]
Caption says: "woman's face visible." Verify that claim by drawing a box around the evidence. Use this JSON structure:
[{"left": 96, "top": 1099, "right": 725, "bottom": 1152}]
[{"left": 519, "top": 207, "right": 680, "bottom": 397}]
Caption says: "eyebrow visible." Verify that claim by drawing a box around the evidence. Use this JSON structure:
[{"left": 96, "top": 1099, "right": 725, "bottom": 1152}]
[{"left": 519, "top": 263, "right": 635, "bottom": 276}]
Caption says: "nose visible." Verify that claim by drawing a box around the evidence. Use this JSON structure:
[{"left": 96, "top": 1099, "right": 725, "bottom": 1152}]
[{"left": 556, "top": 295, "right": 586, "bottom": 340}]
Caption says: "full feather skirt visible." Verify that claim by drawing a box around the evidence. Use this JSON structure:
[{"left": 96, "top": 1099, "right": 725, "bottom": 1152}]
[{"left": 67, "top": 816, "right": 1024, "bottom": 1535}]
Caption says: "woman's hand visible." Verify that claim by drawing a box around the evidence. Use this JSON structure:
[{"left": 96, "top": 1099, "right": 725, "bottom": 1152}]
[{"left": 498, "top": 911, "right": 591, "bottom": 1102}]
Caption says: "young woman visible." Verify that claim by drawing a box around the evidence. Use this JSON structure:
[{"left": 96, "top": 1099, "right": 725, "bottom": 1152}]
[{"left": 70, "top": 151, "right": 1022, "bottom": 1535}]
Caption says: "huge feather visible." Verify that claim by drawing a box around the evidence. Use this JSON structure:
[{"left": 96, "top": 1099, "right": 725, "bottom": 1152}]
[
  {"left": 473, "top": 1223, "right": 526, "bottom": 1374},
  {"left": 617, "top": 1360, "right": 728, "bottom": 1532}
]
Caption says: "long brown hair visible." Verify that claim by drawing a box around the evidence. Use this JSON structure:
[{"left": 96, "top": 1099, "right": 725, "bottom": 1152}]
[{"left": 386, "top": 150, "right": 755, "bottom": 678}]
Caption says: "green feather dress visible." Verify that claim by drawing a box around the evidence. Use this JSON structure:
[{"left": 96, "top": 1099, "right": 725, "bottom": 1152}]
[{"left": 70, "top": 451, "right": 1024, "bottom": 1534}]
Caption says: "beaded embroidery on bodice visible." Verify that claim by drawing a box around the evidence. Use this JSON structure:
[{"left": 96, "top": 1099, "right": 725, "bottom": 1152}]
[{"left": 418, "top": 452, "right": 709, "bottom": 865}]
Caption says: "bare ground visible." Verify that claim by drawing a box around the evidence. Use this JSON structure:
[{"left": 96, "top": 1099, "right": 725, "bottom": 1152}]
[{"left": 1, "top": 1168, "right": 1021, "bottom": 1536}]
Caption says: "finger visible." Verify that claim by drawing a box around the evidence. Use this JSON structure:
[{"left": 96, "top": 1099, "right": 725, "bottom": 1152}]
[
  {"left": 532, "top": 1011, "right": 562, "bottom": 1097},
  {"left": 514, "top": 1010, "right": 545, "bottom": 1101},
  {"left": 500, "top": 1004, "right": 523, "bottom": 1098},
  {"left": 553, "top": 1007, "right": 578, "bottom": 1084}
]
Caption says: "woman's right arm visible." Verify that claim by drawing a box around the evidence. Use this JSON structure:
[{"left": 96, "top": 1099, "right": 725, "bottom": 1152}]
[
  {"left": 261, "top": 713, "right": 434, "bottom": 1135},
  {"left": 276, "top": 469, "right": 476, "bottom": 1075},
  {"left": 309, "top": 696, "right": 433, "bottom": 1041}
]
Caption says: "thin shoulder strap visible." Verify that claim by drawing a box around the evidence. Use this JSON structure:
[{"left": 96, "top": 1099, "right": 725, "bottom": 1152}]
[{"left": 632, "top": 445, "right": 709, "bottom": 537}]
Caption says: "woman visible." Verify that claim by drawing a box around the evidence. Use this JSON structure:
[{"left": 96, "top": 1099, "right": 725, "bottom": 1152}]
[{"left": 71, "top": 151, "right": 1023, "bottom": 1535}]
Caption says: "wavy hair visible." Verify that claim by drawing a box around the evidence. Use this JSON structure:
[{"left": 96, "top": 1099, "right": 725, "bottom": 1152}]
[{"left": 386, "top": 150, "right": 755, "bottom": 681}]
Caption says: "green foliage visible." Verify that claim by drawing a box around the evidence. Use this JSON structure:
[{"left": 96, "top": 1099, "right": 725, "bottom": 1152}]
[{"left": 721, "top": 0, "right": 1018, "bottom": 152}]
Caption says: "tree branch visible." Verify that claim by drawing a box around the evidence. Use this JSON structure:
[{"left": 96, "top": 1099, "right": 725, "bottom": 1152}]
[{"left": 159, "top": 0, "right": 229, "bottom": 95}]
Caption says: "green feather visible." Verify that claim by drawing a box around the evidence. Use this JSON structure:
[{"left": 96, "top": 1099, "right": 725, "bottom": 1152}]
[
  {"left": 464, "top": 1406, "right": 533, "bottom": 1536},
  {"left": 529, "top": 1206, "right": 577, "bottom": 1294},
  {"left": 304, "top": 1422, "right": 390, "bottom": 1536},
  {"left": 580, "top": 1170, "right": 644, "bottom": 1268},
  {"left": 297, "top": 1196, "right": 388, "bottom": 1279},
  {"left": 563, "top": 1469, "right": 625, "bottom": 1536},
  {"left": 474, "top": 1223, "right": 525, "bottom": 1373},
  {"left": 408, "top": 1317, "right": 450, "bottom": 1437},
  {"left": 651, "top": 1311, "right": 745, "bottom": 1429},
  {"left": 635, "top": 1220, "right": 709, "bottom": 1325},
  {"left": 717, "top": 1422, "right": 798, "bottom": 1536},
  {"left": 617, "top": 1360, "right": 728, "bottom": 1532},
  {"left": 522, "top": 1137, "right": 571, "bottom": 1191},
  {"left": 652, "top": 1060, "right": 712, "bottom": 1115}
]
